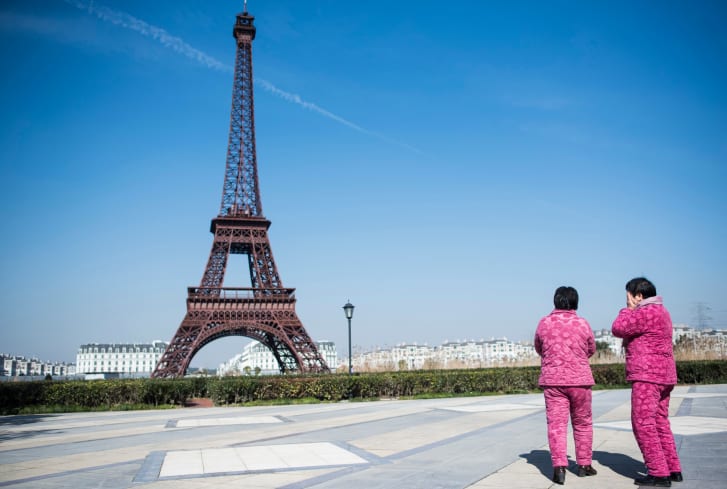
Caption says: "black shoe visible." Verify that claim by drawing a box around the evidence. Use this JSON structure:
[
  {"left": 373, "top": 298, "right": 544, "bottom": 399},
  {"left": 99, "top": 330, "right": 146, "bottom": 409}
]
[
  {"left": 553, "top": 466, "right": 566, "bottom": 485},
  {"left": 578, "top": 464, "right": 597, "bottom": 477},
  {"left": 634, "top": 474, "right": 672, "bottom": 487},
  {"left": 670, "top": 472, "right": 683, "bottom": 482}
]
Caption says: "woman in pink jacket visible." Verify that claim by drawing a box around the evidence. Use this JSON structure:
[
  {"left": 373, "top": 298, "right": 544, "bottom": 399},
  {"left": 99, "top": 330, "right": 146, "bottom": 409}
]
[
  {"left": 612, "top": 277, "right": 683, "bottom": 487},
  {"left": 535, "top": 286, "right": 597, "bottom": 485}
]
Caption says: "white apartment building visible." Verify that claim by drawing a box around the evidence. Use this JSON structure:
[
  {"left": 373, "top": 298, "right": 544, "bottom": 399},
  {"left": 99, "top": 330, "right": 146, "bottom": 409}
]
[
  {"left": 482, "top": 338, "right": 534, "bottom": 362},
  {"left": 391, "top": 343, "right": 433, "bottom": 370},
  {"left": 439, "top": 341, "right": 478, "bottom": 366},
  {"left": 316, "top": 341, "right": 338, "bottom": 370},
  {"left": 673, "top": 324, "right": 701, "bottom": 343},
  {"left": 75, "top": 341, "right": 168, "bottom": 377},
  {"left": 357, "top": 348, "right": 396, "bottom": 371},
  {"left": 1, "top": 355, "right": 75, "bottom": 377},
  {"left": 593, "top": 329, "right": 623, "bottom": 355},
  {"left": 355, "top": 338, "right": 536, "bottom": 371},
  {"left": 443, "top": 338, "right": 535, "bottom": 366},
  {"left": 673, "top": 325, "right": 727, "bottom": 354},
  {"left": 218, "top": 340, "right": 339, "bottom": 375}
]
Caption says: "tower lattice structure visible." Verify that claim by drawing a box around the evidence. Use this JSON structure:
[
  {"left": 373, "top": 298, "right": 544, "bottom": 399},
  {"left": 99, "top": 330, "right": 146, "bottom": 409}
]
[{"left": 153, "top": 7, "right": 329, "bottom": 378}]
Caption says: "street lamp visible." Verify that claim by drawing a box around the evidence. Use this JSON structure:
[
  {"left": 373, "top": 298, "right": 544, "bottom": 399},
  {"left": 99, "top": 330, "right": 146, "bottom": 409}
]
[{"left": 343, "top": 301, "right": 355, "bottom": 375}]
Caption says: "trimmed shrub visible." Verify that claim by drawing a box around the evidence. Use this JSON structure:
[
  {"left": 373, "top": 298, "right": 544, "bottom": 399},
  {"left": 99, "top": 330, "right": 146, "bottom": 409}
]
[{"left": 1, "top": 360, "right": 725, "bottom": 414}]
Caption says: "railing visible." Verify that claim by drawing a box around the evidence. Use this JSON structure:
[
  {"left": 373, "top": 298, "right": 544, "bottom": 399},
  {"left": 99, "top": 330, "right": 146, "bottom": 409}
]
[{"left": 187, "top": 287, "right": 295, "bottom": 301}]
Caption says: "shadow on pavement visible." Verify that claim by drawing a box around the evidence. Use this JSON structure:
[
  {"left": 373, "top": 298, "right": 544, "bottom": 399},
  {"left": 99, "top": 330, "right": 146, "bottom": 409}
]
[
  {"left": 0, "top": 414, "right": 65, "bottom": 442},
  {"left": 592, "top": 450, "right": 644, "bottom": 478},
  {"left": 0, "top": 414, "right": 61, "bottom": 426},
  {"left": 520, "top": 448, "right": 645, "bottom": 480},
  {"left": 519, "top": 449, "right": 552, "bottom": 478}
]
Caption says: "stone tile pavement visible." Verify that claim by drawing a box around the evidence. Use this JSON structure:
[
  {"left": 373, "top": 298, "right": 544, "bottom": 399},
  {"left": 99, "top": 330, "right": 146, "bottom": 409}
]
[{"left": 1, "top": 384, "right": 725, "bottom": 488}]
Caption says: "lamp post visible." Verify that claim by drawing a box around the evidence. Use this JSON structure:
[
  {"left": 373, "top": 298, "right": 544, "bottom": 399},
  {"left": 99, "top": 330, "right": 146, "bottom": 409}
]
[{"left": 343, "top": 301, "right": 355, "bottom": 375}]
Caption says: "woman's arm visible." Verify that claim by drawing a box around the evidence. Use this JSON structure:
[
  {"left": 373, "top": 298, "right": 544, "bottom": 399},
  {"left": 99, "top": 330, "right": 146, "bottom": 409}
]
[
  {"left": 612, "top": 307, "right": 647, "bottom": 339},
  {"left": 586, "top": 328, "right": 596, "bottom": 357}
]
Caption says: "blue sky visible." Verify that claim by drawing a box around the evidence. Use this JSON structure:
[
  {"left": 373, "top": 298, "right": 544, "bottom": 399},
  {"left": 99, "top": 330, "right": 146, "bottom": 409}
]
[{"left": 1, "top": 0, "right": 725, "bottom": 369}]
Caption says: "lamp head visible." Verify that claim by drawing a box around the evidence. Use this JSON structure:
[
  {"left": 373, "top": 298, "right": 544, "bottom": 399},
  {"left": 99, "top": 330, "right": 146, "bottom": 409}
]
[{"left": 343, "top": 302, "right": 355, "bottom": 319}]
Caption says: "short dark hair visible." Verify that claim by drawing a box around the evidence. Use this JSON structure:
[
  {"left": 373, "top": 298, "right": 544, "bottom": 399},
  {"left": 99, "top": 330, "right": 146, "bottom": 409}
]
[
  {"left": 553, "top": 286, "right": 579, "bottom": 310},
  {"left": 625, "top": 277, "right": 657, "bottom": 298}
]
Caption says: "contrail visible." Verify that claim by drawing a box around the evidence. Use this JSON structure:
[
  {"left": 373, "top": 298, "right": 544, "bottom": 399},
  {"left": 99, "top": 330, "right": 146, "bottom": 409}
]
[
  {"left": 63, "top": 0, "right": 422, "bottom": 154},
  {"left": 255, "top": 78, "right": 423, "bottom": 154},
  {"left": 64, "top": 0, "right": 229, "bottom": 72}
]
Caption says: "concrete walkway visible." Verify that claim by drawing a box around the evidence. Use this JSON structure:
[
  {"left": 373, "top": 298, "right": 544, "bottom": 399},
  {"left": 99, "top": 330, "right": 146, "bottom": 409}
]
[{"left": 1, "top": 384, "right": 726, "bottom": 488}]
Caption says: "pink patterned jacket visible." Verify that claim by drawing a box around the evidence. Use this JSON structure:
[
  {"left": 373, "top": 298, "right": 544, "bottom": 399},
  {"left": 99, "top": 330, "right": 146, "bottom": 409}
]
[
  {"left": 611, "top": 296, "right": 677, "bottom": 385},
  {"left": 534, "top": 309, "right": 596, "bottom": 387}
]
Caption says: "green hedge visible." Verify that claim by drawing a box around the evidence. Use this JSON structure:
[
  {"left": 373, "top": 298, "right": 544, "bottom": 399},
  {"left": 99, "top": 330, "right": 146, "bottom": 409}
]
[
  {"left": 0, "top": 377, "right": 209, "bottom": 414},
  {"left": 1, "top": 361, "right": 725, "bottom": 415},
  {"left": 676, "top": 360, "right": 727, "bottom": 384}
]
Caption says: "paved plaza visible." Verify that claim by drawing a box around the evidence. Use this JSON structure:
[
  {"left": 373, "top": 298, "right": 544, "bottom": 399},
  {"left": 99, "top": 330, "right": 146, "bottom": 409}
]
[{"left": 1, "top": 384, "right": 726, "bottom": 488}]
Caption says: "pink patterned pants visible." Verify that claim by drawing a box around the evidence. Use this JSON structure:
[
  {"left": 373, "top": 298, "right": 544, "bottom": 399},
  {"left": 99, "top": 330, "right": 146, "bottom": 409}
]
[
  {"left": 543, "top": 386, "right": 593, "bottom": 467},
  {"left": 631, "top": 381, "right": 682, "bottom": 477}
]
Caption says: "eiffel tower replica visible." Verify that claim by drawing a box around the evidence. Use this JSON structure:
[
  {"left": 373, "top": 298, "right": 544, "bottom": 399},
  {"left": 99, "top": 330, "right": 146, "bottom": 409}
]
[{"left": 153, "top": 5, "right": 329, "bottom": 378}]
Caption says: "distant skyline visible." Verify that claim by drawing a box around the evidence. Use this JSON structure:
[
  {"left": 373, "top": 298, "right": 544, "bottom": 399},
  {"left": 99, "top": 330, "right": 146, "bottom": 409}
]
[{"left": 1, "top": 1, "right": 726, "bottom": 369}]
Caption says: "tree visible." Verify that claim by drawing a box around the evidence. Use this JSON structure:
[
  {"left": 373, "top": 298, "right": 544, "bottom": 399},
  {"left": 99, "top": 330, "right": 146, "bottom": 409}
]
[
  {"left": 422, "top": 358, "right": 442, "bottom": 370},
  {"left": 595, "top": 341, "right": 611, "bottom": 353}
]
